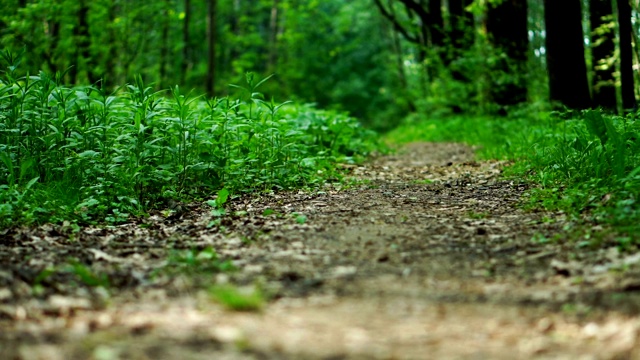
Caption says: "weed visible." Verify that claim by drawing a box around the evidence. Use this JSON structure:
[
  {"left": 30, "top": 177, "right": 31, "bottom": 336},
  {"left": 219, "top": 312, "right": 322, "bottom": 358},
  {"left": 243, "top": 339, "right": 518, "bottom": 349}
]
[
  {"left": 262, "top": 208, "right": 276, "bottom": 216},
  {"left": 411, "top": 179, "right": 433, "bottom": 185},
  {"left": 531, "top": 233, "right": 551, "bottom": 244},
  {"left": 207, "top": 188, "right": 231, "bottom": 227},
  {"left": 467, "top": 211, "right": 489, "bottom": 219},
  {"left": 165, "top": 247, "right": 235, "bottom": 275},
  {"left": 65, "top": 260, "right": 110, "bottom": 288},
  {"left": 293, "top": 213, "right": 307, "bottom": 224},
  {"left": 209, "top": 284, "right": 264, "bottom": 312}
]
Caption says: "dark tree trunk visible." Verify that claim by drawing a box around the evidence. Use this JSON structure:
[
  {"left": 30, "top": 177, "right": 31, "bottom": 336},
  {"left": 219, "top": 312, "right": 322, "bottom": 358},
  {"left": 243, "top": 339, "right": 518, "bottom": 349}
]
[
  {"left": 230, "top": 0, "right": 242, "bottom": 63},
  {"left": 104, "top": 2, "right": 118, "bottom": 88},
  {"left": 206, "top": 0, "right": 217, "bottom": 97},
  {"left": 389, "top": 24, "right": 416, "bottom": 112},
  {"left": 75, "top": 0, "right": 96, "bottom": 84},
  {"left": 448, "top": 0, "right": 474, "bottom": 50},
  {"left": 617, "top": 0, "right": 636, "bottom": 110},
  {"left": 373, "top": 0, "right": 420, "bottom": 44},
  {"left": 544, "top": 0, "right": 592, "bottom": 109},
  {"left": 448, "top": 0, "right": 474, "bottom": 81},
  {"left": 590, "top": 0, "right": 616, "bottom": 110},
  {"left": 485, "top": 0, "right": 529, "bottom": 108},
  {"left": 182, "top": 0, "right": 191, "bottom": 84},
  {"left": 267, "top": 0, "right": 279, "bottom": 72},
  {"left": 428, "top": 0, "right": 445, "bottom": 47},
  {"left": 44, "top": 20, "right": 60, "bottom": 76},
  {"left": 159, "top": 0, "right": 171, "bottom": 89},
  {"left": 73, "top": 1, "right": 93, "bottom": 129}
]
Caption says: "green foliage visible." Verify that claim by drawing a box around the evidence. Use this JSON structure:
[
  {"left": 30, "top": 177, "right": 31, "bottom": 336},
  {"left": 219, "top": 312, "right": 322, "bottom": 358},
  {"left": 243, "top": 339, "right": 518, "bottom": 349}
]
[
  {"left": 384, "top": 113, "right": 534, "bottom": 160},
  {"left": 0, "top": 55, "right": 381, "bottom": 228},
  {"left": 0, "top": 0, "right": 404, "bottom": 130},
  {"left": 165, "top": 247, "right": 235, "bottom": 275},
  {"left": 207, "top": 188, "right": 231, "bottom": 227},
  {"left": 209, "top": 284, "right": 264, "bottom": 312},
  {"left": 65, "top": 260, "right": 110, "bottom": 287},
  {"left": 387, "top": 109, "right": 640, "bottom": 245}
]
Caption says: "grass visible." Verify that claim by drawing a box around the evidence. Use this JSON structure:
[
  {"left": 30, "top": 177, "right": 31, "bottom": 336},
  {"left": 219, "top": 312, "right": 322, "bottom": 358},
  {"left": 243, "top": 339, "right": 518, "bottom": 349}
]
[
  {"left": 0, "top": 51, "right": 381, "bottom": 228},
  {"left": 209, "top": 284, "right": 265, "bottom": 312},
  {"left": 164, "top": 247, "right": 236, "bottom": 275},
  {"left": 385, "top": 110, "right": 640, "bottom": 248}
]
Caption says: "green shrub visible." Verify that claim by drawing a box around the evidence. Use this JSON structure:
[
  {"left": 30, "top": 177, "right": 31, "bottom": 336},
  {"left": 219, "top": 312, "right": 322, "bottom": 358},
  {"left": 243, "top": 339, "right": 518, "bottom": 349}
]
[{"left": 0, "top": 52, "right": 381, "bottom": 227}]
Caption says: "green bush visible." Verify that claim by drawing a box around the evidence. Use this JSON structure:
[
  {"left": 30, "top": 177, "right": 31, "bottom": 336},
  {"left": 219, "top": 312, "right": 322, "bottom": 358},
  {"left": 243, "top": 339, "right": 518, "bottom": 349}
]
[{"left": 0, "top": 52, "right": 380, "bottom": 227}]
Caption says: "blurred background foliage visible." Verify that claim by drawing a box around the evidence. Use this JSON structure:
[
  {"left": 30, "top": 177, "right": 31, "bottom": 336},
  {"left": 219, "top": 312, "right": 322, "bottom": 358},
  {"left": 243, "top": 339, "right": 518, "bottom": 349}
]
[{"left": 1, "top": 0, "right": 639, "bottom": 130}]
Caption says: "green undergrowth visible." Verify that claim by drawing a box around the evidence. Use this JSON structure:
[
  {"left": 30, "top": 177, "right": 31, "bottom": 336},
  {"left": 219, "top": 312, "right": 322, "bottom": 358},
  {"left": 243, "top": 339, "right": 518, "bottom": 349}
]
[
  {"left": 0, "top": 52, "right": 381, "bottom": 228},
  {"left": 385, "top": 111, "right": 640, "bottom": 248}
]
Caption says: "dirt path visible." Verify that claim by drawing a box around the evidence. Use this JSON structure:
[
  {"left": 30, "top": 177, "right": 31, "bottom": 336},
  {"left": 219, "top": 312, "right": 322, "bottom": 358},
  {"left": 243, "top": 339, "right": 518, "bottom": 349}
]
[{"left": 2, "top": 142, "right": 640, "bottom": 359}]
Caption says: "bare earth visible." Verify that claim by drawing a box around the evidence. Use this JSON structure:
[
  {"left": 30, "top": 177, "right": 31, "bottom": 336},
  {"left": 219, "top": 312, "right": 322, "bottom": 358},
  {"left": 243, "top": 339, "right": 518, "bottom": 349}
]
[{"left": 2, "top": 142, "right": 640, "bottom": 359}]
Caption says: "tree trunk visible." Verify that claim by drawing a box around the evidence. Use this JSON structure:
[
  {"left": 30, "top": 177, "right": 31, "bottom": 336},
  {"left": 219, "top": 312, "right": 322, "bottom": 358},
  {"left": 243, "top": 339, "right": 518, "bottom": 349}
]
[
  {"left": 268, "top": 0, "right": 279, "bottom": 72},
  {"left": 485, "top": 0, "right": 529, "bottom": 109},
  {"left": 448, "top": 0, "right": 474, "bottom": 50},
  {"left": 617, "top": 0, "right": 636, "bottom": 110},
  {"left": 448, "top": 0, "right": 474, "bottom": 81},
  {"left": 160, "top": 0, "right": 171, "bottom": 89},
  {"left": 104, "top": 2, "right": 118, "bottom": 88},
  {"left": 79, "top": 1, "right": 95, "bottom": 84},
  {"left": 428, "top": 0, "right": 445, "bottom": 47},
  {"left": 182, "top": 0, "right": 191, "bottom": 84},
  {"left": 206, "top": 0, "right": 217, "bottom": 97},
  {"left": 544, "top": 0, "right": 592, "bottom": 109},
  {"left": 230, "top": 0, "right": 242, "bottom": 63},
  {"left": 590, "top": 0, "right": 616, "bottom": 110},
  {"left": 389, "top": 23, "right": 416, "bottom": 112},
  {"left": 43, "top": 13, "right": 61, "bottom": 76}
]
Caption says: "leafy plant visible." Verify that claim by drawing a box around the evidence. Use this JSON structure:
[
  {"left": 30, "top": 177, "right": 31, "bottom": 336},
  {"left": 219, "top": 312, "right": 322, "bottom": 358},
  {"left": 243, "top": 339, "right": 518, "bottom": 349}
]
[
  {"left": 209, "top": 285, "right": 264, "bottom": 312},
  {"left": 165, "top": 247, "right": 236, "bottom": 275},
  {"left": 0, "top": 55, "right": 382, "bottom": 228},
  {"left": 65, "top": 260, "right": 110, "bottom": 288}
]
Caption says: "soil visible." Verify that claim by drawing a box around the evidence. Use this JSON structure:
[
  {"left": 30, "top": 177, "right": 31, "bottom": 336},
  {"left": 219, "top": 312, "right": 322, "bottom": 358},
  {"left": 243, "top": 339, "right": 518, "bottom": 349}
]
[{"left": 2, "top": 142, "right": 640, "bottom": 359}]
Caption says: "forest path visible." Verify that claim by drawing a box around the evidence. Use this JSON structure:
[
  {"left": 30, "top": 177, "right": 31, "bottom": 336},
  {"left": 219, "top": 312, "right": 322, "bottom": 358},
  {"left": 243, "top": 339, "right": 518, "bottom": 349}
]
[{"left": 3, "top": 142, "right": 640, "bottom": 359}]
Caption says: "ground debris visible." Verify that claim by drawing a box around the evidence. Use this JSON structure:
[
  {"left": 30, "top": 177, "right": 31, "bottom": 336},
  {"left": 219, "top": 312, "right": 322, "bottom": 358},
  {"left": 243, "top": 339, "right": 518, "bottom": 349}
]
[{"left": 1, "top": 142, "right": 639, "bottom": 359}]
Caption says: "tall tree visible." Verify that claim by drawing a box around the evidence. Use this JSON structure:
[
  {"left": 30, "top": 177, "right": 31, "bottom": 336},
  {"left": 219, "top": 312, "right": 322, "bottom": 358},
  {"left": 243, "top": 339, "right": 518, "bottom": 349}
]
[
  {"left": 448, "top": 0, "right": 474, "bottom": 51},
  {"left": 590, "top": 0, "right": 616, "bottom": 110},
  {"left": 43, "top": 5, "right": 61, "bottom": 75},
  {"left": 485, "top": 0, "right": 529, "bottom": 108},
  {"left": 268, "top": 0, "right": 280, "bottom": 71},
  {"left": 544, "top": 0, "right": 592, "bottom": 109},
  {"left": 373, "top": 0, "right": 445, "bottom": 51},
  {"left": 206, "top": 0, "right": 217, "bottom": 97},
  {"left": 182, "top": 0, "right": 191, "bottom": 84},
  {"left": 159, "top": 0, "right": 171, "bottom": 89},
  {"left": 72, "top": 0, "right": 95, "bottom": 84},
  {"left": 617, "top": 0, "right": 636, "bottom": 110},
  {"left": 428, "top": 0, "right": 445, "bottom": 47}
]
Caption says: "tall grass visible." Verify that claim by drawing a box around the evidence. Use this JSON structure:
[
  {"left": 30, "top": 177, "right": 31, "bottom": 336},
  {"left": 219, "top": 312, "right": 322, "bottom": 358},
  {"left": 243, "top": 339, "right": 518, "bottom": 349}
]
[
  {"left": 0, "top": 52, "right": 380, "bottom": 227},
  {"left": 385, "top": 110, "right": 640, "bottom": 246}
]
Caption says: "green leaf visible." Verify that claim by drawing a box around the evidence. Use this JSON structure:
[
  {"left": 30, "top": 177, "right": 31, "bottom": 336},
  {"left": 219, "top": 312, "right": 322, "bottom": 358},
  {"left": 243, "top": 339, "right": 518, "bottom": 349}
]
[
  {"left": 216, "top": 188, "right": 230, "bottom": 208},
  {"left": 584, "top": 110, "right": 608, "bottom": 145},
  {"left": 78, "top": 150, "right": 100, "bottom": 158}
]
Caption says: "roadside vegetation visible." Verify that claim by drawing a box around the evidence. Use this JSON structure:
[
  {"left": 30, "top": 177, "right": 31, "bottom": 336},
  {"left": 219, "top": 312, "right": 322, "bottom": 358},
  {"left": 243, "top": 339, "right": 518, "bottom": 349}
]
[
  {"left": 0, "top": 52, "right": 380, "bottom": 228},
  {"left": 386, "top": 111, "right": 640, "bottom": 248}
]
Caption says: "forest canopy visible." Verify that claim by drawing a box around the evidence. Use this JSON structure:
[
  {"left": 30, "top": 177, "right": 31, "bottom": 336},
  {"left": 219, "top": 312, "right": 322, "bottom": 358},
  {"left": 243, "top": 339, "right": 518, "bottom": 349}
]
[{"left": 1, "top": 0, "right": 639, "bottom": 129}]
